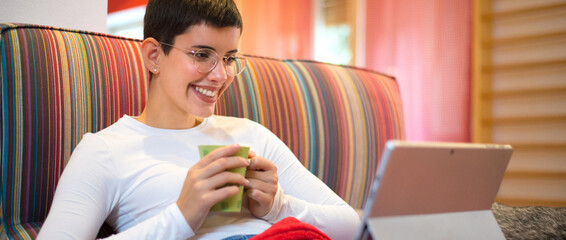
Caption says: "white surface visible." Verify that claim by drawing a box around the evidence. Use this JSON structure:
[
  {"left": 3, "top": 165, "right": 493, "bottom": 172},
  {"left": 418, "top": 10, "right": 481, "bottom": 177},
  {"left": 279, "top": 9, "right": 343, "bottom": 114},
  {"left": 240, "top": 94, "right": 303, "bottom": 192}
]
[
  {"left": 0, "top": 0, "right": 107, "bottom": 33},
  {"left": 367, "top": 210, "right": 506, "bottom": 240}
]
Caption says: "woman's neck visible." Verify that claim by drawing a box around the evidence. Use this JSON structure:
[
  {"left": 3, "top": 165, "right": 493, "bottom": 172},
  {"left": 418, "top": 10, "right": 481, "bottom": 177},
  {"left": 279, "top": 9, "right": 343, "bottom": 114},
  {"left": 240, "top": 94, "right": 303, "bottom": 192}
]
[{"left": 137, "top": 107, "right": 203, "bottom": 129}]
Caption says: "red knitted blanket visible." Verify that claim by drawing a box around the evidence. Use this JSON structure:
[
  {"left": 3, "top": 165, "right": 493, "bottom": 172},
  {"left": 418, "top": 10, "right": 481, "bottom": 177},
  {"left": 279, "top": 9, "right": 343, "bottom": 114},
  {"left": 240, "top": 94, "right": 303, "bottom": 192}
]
[{"left": 250, "top": 217, "right": 331, "bottom": 240}]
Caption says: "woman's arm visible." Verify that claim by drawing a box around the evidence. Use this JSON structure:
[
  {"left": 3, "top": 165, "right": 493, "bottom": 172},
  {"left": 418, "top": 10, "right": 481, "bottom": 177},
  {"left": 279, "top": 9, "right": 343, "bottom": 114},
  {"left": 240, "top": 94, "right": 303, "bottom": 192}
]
[
  {"left": 254, "top": 127, "right": 362, "bottom": 240},
  {"left": 37, "top": 134, "right": 194, "bottom": 240}
]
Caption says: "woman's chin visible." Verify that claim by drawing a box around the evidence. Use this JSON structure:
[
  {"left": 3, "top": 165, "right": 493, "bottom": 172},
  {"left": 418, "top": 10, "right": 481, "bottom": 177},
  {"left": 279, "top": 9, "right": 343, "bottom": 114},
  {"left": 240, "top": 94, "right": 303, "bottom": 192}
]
[{"left": 192, "top": 107, "right": 215, "bottom": 119}]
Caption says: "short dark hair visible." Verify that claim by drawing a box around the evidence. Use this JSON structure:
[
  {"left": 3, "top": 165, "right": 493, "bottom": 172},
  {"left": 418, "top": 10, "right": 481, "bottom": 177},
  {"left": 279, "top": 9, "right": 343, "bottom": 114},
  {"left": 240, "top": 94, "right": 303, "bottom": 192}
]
[{"left": 144, "top": 0, "right": 243, "bottom": 55}]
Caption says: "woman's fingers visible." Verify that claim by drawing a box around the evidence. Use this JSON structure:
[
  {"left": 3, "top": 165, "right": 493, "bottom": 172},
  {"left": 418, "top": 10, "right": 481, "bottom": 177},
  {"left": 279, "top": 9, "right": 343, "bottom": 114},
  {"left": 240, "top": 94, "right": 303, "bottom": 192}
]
[
  {"left": 246, "top": 170, "right": 278, "bottom": 186},
  {"left": 246, "top": 157, "right": 278, "bottom": 192},
  {"left": 202, "top": 156, "right": 250, "bottom": 178},
  {"left": 192, "top": 145, "right": 250, "bottom": 180},
  {"left": 245, "top": 176, "right": 277, "bottom": 193},
  {"left": 205, "top": 171, "right": 249, "bottom": 191},
  {"left": 195, "top": 144, "right": 242, "bottom": 167},
  {"left": 247, "top": 156, "right": 277, "bottom": 171},
  {"left": 246, "top": 188, "right": 273, "bottom": 203},
  {"left": 245, "top": 156, "right": 278, "bottom": 217},
  {"left": 176, "top": 145, "right": 251, "bottom": 230},
  {"left": 248, "top": 150, "right": 257, "bottom": 159}
]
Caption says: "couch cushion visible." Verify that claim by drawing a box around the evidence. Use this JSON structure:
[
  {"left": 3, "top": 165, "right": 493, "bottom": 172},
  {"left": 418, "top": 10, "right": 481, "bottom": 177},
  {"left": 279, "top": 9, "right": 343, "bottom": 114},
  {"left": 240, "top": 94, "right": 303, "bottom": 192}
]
[{"left": 0, "top": 23, "right": 149, "bottom": 239}]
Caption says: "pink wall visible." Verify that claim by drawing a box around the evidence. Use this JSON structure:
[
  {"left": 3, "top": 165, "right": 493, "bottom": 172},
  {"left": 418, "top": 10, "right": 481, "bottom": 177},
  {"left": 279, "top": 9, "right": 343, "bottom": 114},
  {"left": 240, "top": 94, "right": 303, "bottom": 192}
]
[
  {"left": 235, "top": 0, "right": 313, "bottom": 60},
  {"left": 107, "top": 0, "right": 471, "bottom": 142},
  {"left": 365, "top": 0, "right": 472, "bottom": 142}
]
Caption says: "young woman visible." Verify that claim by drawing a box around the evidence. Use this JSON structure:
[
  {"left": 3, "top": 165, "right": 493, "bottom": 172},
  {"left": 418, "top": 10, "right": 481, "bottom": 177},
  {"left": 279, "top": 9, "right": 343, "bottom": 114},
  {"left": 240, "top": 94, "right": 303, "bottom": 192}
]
[{"left": 38, "top": 0, "right": 360, "bottom": 239}]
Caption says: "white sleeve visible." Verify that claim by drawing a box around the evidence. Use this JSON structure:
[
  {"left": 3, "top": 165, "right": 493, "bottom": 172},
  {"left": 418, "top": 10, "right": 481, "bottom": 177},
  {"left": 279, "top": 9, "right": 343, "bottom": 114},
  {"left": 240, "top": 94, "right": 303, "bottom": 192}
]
[
  {"left": 257, "top": 128, "right": 362, "bottom": 240},
  {"left": 103, "top": 203, "right": 193, "bottom": 240},
  {"left": 37, "top": 134, "right": 194, "bottom": 240}
]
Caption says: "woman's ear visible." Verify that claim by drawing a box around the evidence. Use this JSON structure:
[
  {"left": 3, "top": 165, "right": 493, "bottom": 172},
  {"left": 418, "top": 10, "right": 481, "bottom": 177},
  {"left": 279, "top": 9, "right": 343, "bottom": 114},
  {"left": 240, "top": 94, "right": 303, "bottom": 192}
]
[{"left": 142, "top": 38, "right": 160, "bottom": 74}]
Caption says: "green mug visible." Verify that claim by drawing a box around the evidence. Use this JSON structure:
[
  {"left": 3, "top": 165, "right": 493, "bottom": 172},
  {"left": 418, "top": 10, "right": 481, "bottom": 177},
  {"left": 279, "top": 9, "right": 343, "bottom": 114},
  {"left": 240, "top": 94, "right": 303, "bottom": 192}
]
[{"left": 198, "top": 145, "right": 250, "bottom": 212}]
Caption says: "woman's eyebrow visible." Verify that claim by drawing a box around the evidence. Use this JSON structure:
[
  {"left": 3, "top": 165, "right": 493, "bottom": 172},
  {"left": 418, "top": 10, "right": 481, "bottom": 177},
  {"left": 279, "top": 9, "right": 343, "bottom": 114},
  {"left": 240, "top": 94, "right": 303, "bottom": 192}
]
[
  {"left": 191, "top": 45, "right": 239, "bottom": 54},
  {"left": 191, "top": 45, "right": 215, "bottom": 50}
]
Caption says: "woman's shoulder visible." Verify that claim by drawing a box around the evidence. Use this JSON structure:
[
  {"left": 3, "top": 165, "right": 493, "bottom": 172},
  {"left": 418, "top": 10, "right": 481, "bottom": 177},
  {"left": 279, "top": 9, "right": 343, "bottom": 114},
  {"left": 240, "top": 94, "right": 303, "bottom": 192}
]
[
  {"left": 74, "top": 115, "right": 140, "bottom": 155},
  {"left": 88, "top": 115, "right": 146, "bottom": 141},
  {"left": 70, "top": 116, "right": 141, "bottom": 171}
]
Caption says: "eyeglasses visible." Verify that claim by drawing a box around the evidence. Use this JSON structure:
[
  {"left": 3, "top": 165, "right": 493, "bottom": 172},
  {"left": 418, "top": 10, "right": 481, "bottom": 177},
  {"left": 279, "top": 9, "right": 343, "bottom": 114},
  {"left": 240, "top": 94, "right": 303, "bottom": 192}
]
[{"left": 159, "top": 42, "right": 247, "bottom": 77}]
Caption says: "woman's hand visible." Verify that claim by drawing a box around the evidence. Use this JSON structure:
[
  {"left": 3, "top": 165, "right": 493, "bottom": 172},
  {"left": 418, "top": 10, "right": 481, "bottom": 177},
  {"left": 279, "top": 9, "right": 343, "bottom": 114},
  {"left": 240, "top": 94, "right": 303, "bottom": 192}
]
[
  {"left": 176, "top": 144, "right": 250, "bottom": 231},
  {"left": 245, "top": 153, "right": 279, "bottom": 218}
]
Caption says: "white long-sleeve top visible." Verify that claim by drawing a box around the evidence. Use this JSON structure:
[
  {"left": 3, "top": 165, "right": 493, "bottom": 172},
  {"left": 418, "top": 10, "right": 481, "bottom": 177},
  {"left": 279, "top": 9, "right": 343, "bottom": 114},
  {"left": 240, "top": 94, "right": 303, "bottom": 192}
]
[{"left": 38, "top": 115, "right": 361, "bottom": 240}]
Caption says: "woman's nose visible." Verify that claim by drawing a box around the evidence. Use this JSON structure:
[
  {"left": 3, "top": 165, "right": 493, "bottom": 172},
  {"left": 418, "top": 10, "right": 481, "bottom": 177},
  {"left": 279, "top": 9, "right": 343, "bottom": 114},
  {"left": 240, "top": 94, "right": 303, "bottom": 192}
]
[{"left": 207, "top": 60, "right": 229, "bottom": 83}]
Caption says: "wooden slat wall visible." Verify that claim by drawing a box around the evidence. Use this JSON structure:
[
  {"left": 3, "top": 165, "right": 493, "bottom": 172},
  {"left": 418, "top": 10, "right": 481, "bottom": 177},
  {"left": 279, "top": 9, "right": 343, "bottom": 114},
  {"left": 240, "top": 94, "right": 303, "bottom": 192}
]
[{"left": 473, "top": 0, "right": 566, "bottom": 207}]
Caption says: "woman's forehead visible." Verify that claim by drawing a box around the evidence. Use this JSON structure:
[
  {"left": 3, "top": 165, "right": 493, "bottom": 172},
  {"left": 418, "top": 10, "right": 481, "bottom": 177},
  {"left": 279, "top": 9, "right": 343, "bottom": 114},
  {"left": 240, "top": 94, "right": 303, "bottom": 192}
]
[{"left": 175, "top": 24, "right": 241, "bottom": 52}]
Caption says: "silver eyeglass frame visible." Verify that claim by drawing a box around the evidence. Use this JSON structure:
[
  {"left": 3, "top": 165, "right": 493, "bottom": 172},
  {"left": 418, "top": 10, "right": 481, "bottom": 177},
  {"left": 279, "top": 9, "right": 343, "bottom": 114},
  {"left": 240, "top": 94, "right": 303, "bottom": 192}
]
[{"left": 159, "top": 42, "right": 247, "bottom": 76}]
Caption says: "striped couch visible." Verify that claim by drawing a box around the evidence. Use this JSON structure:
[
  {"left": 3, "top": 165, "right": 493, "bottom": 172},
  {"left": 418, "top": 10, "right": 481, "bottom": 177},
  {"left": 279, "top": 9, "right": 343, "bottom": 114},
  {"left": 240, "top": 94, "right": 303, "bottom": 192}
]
[{"left": 0, "top": 23, "right": 404, "bottom": 239}]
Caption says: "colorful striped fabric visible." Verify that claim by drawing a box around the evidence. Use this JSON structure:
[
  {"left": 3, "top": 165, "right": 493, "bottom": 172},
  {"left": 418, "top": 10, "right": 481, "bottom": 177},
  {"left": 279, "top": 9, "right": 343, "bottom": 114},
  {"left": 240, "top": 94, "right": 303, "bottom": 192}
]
[
  {"left": 219, "top": 56, "right": 405, "bottom": 208},
  {"left": 1, "top": 23, "right": 149, "bottom": 239},
  {"left": 0, "top": 23, "right": 404, "bottom": 239}
]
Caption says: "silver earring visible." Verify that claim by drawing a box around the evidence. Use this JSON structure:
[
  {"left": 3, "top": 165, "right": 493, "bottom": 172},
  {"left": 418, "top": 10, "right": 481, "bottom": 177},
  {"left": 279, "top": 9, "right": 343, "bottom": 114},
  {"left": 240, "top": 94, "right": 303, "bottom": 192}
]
[{"left": 151, "top": 66, "right": 157, "bottom": 72}]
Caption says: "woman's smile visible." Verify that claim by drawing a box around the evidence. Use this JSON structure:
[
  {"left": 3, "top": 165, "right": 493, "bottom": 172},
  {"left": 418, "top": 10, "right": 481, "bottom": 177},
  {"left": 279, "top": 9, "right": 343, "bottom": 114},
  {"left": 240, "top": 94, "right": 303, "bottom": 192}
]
[
  {"left": 194, "top": 86, "right": 217, "bottom": 97},
  {"left": 190, "top": 84, "right": 222, "bottom": 104}
]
